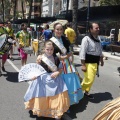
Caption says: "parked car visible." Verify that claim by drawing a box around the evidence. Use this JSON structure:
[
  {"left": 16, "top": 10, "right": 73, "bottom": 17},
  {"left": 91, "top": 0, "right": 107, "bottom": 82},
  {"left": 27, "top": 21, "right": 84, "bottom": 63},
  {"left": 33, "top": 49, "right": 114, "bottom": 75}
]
[{"left": 99, "top": 35, "right": 111, "bottom": 51}]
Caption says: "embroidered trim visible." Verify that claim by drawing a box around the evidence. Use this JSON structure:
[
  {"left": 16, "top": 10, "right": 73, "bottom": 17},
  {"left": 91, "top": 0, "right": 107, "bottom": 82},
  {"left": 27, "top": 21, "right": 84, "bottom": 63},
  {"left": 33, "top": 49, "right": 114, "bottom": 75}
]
[{"left": 32, "top": 106, "right": 69, "bottom": 118}]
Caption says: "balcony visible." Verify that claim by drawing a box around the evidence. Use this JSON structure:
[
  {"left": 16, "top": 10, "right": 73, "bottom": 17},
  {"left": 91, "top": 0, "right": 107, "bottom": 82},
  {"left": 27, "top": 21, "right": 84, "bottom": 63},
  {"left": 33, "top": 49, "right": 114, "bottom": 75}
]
[{"left": 42, "top": 1, "right": 49, "bottom": 6}]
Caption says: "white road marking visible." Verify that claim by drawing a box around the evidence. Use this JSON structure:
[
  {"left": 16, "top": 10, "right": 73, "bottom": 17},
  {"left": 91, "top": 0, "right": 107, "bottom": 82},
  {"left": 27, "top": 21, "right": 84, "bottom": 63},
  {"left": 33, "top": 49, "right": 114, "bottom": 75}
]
[
  {"left": 7, "top": 59, "right": 20, "bottom": 72},
  {"left": 7, "top": 59, "right": 31, "bottom": 84}
]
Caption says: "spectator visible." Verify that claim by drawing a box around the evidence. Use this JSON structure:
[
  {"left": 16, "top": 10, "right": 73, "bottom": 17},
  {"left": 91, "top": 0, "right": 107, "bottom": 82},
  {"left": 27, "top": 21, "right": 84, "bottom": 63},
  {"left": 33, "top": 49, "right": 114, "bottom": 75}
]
[
  {"left": 41, "top": 24, "right": 52, "bottom": 41},
  {"left": 16, "top": 23, "right": 31, "bottom": 66},
  {"left": 64, "top": 22, "right": 76, "bottom": 51},
  {"left": 5, "top": 21, "right": 15, "bottom": 61},
  {"left": 0, "top": 24, "right": 9, "bottom": 74}
]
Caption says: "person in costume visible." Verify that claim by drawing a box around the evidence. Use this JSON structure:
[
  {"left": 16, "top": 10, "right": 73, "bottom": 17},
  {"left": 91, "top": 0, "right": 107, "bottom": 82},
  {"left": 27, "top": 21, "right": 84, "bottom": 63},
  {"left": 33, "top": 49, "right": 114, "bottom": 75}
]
[
  {"left": 5, "top": 21, "right": 15, "bottom": 61},
  {"left": 79, "top": 22, "right": 104, "bottom": 99},
  {"left": 50, "top": 23, "right": 83, "bottom": 106},
  {"left": 16, "top": 23, "right": 31, "bottom": 66},
  {"left": 24, "top": 40, "right": 70, "bottom": 120},
  {"left": 0, "top": 24, "right": 8, "bottom": 74}
]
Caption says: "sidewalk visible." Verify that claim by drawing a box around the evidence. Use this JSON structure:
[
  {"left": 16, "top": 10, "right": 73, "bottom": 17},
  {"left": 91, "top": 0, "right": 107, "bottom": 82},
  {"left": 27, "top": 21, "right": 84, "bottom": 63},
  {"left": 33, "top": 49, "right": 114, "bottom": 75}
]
[
  {"left": 73, "top": 46, "right": 120, "bottom": 61},
  {"left": 103, "top": 51, "right": 120, "bottom": 61}
]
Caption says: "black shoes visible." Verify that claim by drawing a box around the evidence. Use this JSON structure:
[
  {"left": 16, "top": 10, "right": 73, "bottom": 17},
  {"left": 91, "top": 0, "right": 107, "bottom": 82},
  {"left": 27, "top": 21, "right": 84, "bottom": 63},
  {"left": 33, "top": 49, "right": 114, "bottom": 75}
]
[
  {"left": 9, "top": 57, "right": 14, "bottom": 61},
  {"left": 2, "top": 66, "right": 6, "bottom": 72},
  {"left": 8, "top": 55, "right": 14, "bottom": 61},
  {"left": 84, "top": 93, "right": 94, "bottom": 99}
]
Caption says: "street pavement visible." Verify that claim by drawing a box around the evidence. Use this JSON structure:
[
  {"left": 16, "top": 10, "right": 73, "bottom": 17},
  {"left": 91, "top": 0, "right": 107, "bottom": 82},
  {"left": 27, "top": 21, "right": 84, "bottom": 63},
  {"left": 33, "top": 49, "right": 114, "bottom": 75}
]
[{"left": 0, "top": 46, "right": 120, "bottom": 120}]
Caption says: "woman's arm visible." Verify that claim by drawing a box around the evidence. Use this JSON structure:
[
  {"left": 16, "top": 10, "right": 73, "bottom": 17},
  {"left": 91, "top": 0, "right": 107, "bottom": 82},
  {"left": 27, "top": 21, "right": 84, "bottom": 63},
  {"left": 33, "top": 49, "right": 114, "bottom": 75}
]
[
  {"left": 59, "top": 52, "right": 73, "bottom": 61},
  {"left": 36, "top": 55, "right": 42, "bottom": 64},
  {"left": 51, "top": 68, "right": 63, "bottom": 79}
]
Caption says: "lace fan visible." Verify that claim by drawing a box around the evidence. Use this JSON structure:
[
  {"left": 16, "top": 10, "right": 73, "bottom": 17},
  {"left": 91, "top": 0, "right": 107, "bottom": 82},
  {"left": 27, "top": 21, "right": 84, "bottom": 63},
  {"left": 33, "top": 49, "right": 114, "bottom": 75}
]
[{"left": 18, "top": 63, "right": 46, "bottom": 82}]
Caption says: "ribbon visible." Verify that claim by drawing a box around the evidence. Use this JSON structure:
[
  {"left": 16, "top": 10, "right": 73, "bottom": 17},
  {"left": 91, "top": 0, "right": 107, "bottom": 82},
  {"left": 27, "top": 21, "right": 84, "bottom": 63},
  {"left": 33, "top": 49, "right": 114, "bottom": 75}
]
[
  {"left": 41, "top": 54, "right": 57, "bottom": 72},
  {"left": 50, "top": 37, "right": 67, "bottom": 54}
]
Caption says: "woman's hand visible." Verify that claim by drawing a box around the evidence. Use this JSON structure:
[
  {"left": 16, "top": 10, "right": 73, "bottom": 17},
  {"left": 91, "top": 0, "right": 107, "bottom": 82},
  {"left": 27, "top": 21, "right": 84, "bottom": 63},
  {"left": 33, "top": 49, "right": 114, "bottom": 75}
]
[
  {"left": 81, "top": 65, "right": 87, "bottom": 72},
  {"left": 51, "top": 71, "right": 60, "bottom": 79},
  {"left": 59, "top": 52, "right": 73, "bottom": 61},
  {"left": 31, "top": 76, "right": 37, "bottom": 80},
  {"left": 68, "top": 52, "right": 73, "bottom": 58},
  {"left": 36, "top": 55, "right": 42, "bottom": 64}
]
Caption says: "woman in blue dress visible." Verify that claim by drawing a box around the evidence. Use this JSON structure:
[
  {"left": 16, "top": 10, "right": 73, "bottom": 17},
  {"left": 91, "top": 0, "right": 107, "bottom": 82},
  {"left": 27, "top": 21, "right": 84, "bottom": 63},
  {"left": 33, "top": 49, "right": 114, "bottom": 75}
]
[{"left": 50, "top": 23, "right": 84, "bottom": 105}]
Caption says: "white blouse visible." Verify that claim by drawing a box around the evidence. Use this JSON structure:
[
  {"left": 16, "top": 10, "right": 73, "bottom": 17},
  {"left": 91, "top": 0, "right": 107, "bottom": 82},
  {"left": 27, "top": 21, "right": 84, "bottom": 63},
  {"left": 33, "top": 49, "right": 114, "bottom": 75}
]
[{"left": 79, "top": 36, "right": 102, "bottom": 60}]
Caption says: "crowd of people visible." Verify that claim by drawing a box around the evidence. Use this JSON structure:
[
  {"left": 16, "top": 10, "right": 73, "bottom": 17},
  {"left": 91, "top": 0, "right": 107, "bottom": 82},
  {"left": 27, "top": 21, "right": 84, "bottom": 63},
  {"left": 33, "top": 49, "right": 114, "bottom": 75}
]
[{"left": 0, "top": 21, "right": 104, "bottom": 119}]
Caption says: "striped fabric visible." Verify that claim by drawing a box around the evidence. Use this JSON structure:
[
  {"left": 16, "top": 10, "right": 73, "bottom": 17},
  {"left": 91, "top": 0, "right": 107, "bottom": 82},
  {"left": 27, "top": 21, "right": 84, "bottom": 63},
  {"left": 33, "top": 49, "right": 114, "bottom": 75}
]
[
  {"left": 62, "top": 59, "right": 76, "bottom": 74},
  {"left": 79, "top": 36, "right": 102, "bottom": 60}
]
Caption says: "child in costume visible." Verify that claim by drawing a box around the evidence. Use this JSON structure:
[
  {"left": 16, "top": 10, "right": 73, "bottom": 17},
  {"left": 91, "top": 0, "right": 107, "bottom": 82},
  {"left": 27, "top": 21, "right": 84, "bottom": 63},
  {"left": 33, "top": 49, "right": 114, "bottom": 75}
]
[{"left": 24, "top": 40, "right": 70, "bottom": 120}]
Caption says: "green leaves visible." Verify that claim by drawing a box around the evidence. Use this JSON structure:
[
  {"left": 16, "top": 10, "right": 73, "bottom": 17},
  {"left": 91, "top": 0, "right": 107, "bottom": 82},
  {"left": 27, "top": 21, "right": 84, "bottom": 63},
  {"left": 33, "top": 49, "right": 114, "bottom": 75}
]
[{"left": 99, "top": 0, "right": 120, "bottom": 6}]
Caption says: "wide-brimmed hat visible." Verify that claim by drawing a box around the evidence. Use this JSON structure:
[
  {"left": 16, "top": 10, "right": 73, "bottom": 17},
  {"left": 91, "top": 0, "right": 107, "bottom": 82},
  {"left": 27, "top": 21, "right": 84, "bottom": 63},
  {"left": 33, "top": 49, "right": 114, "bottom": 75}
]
[{"left": 49, "top": 20, "right": 68, "bottom": 30}]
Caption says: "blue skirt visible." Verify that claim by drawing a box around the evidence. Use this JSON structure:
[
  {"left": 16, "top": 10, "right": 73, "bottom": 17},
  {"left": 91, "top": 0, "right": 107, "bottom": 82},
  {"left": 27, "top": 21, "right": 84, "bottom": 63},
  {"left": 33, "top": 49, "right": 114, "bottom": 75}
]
[{"left": 24, "top": 73, "right": 68, "bottom": 102}]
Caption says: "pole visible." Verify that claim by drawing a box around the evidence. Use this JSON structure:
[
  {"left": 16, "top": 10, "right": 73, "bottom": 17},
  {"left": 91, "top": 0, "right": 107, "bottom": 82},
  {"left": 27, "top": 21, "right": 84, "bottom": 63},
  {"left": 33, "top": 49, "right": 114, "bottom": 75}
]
[{"left": 86, "top": 0, "right": 91, "bottom": 34}]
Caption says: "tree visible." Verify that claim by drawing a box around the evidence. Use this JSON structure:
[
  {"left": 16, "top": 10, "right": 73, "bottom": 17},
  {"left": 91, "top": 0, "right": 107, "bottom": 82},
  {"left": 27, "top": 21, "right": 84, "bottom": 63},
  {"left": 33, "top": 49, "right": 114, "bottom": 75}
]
[
  {"left": 28, "top": 0, "right": 33, "bottom": 27},
  {"left": 99, "top": 0, "right": 120, "bottom": 42},
  {"left": 21, "top": 0, "right": 25, "bottom": 19},
  {"left": 39, "top": 0, "right": 43, "bottom": 17},
  {"left": 99, "top": 0, "right": 120, "bottom": 6},
  {"left": 13, "top": 0, "right": 17, "bottom": 23},
  {"left": 72, "top": 0, "right": 78, "bottom": 43},
  {"left": 1, "top": 0, "right": 4, "bottom": 22},
  {"left": 66, "top": 0, "right": 69, "bottom": 18}
]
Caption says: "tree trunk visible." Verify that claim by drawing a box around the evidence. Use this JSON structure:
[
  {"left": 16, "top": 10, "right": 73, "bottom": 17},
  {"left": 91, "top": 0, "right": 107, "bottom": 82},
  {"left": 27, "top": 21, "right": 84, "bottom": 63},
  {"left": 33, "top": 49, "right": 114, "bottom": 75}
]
[
  {"left": 13, "top": 0, "right": 17, "bottom": 23},
  {"left": 21, "top": 0, "right": 25, "bottom": 19},
  {"left": 72, "top": 0, "right": 78, "bottom": 44},
  {"left": 66, "top": 0, "right": 69, "bottom": 18},
  {"left": 1, "top": 0, "right": 4, "bottom": 23},
  {"left": 39, "top": 0, "right": 43, "bottom": 17},
  {"left": 28, "top": 0, "right": 33, "bottom": 27}
]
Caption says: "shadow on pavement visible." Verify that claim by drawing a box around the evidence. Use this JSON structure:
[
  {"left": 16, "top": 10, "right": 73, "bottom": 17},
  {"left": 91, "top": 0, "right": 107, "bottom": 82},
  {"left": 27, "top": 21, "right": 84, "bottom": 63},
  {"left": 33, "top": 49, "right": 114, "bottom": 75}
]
[
  {"left": 3, "top": 72, "right": 18, "bottom": 82},
  {"left": 12, "top": 57, "right": 21, "bottom": 60},
  {"left": 88, "top": 92, "right": 113, "bottom": 103},
  {"left": 67, "top": 92, "right": 113, "bottom": 119},
  {"left": 66, "top": 97, "right": 88, "bottom": 119},
  {"left": 29, "top": 110, "right": 72, "bottom": 120}
]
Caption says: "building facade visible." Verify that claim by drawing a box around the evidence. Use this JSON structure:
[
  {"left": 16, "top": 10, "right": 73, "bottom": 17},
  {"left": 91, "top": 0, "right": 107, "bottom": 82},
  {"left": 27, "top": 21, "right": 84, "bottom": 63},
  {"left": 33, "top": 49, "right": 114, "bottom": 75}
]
[
  {"left": 36, "top": 0, "right": 100, "bottom": 17},
  {"left": 42, "top": 0, "right": 52, "bottom": 17}
]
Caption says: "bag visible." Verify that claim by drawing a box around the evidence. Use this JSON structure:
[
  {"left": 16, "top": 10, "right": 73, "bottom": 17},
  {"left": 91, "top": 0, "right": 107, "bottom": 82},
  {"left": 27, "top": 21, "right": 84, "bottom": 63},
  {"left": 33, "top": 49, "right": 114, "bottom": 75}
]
[{"left": 23, "top": 46, "right": 33, "bottom": 54}]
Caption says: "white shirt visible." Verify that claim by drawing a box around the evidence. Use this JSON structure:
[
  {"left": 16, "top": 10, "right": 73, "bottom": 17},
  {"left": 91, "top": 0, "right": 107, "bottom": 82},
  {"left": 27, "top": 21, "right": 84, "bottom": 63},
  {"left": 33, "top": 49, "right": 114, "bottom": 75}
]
[{"left": 79, "top": 36, "right": 102, "bottom": 60}]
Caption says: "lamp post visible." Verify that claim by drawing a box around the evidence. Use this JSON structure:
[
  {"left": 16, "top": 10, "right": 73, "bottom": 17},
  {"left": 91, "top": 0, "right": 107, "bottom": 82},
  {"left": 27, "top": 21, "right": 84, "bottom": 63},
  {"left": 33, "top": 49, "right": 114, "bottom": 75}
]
[{"left": 86, "top": 0, "right": 91, "bottom": 34}]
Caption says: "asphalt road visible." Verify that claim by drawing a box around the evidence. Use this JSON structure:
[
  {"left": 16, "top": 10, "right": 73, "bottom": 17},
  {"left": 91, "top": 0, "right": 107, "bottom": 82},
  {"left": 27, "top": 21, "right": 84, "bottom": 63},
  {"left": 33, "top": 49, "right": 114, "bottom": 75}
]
[{"left": 0, "top": 51, "right": 120, "bottom": 120}]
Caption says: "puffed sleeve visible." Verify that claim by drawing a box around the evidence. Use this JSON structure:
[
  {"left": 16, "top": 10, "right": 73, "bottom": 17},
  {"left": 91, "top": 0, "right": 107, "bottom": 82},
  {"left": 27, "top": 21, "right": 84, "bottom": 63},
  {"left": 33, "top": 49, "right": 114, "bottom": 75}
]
[{"left": 79, "top": 36, "right": 89, "bottom": 60}]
